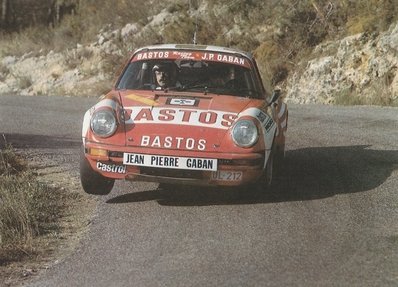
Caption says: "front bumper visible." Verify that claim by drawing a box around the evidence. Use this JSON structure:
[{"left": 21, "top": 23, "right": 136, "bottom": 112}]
[{"left": 83, "top": 142, "right": 266, "bottom": 186}]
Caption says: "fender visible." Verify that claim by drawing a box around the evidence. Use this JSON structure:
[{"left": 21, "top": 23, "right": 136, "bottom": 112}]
[
  {"left": 82, "top": 98, "right": 120, "bottom": 143},
  {"left": 239, "top": 107, "right": 277, "bottom": 168}
]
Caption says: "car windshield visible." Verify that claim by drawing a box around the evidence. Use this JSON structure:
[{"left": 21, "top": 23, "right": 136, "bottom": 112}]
[{"left": 117, "top": 58, "right": 263, "bottom": 98}]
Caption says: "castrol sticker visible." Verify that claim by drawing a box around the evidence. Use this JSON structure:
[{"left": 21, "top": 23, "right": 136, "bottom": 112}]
[{"left": 96, "top": 162, "right": 126, "bottom": 174}]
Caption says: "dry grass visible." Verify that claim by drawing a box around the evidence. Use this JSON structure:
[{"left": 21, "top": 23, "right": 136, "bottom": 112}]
[
  {"left": 334, "top": 73, "right": 398, "bottom": 107},
  {"left": 0, "top": 141, "right": 26, "bottom": 176},
  {"left": 1, "top": 1, "right": 397, "bottom": 58},
  {"left": 0, "top": 27, "right": 56, "bottom": 57},
  {"left": 0, "top": 63, "right": 9, "bottom": 81},
  {"left": 334, "top": 88, "right": 364, "bottom": 106},
  {"left": 0, "top": 143, "right": 71, "bottom": 265},
  {"left": 17, "top": 76, "right": 33, "bottom": 90},
  {"left": 1, "top": 0, "right": 397, "bottom": 105}
]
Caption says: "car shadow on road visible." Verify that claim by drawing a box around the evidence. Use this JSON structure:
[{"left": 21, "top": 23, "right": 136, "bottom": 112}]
[
  {"left": 0, "top": 133, "right": 80, "bottom": 149},
  {"left": 107, "top": 145, "right": 398, "bottom": 206}
]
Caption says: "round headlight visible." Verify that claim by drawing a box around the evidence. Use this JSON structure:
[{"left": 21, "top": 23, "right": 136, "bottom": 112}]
[
  {"left": 232, "top": 119, "right": 258, "bottom": 147},
  {"left": 90, "top": 109, "right": 117, "bottom": 138}
]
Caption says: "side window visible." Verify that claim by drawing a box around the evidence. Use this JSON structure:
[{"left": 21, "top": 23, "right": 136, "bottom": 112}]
[
  {"left": 118, "top": 62, "right": 140, "bottom": 89},
  {"left": 118, "top": 62, "right": 156, "bottom": 89},
  {"left": 251, "top": 59, "right": 268, "bottom": 98}
]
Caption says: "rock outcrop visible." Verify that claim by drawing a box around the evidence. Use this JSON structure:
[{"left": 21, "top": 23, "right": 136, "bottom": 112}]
[
  {"left": 0, "top": 7, "right": 397, "bottom": 105},
  {"left": 286, "top": 22, "right": 398, "bottom": 105}
]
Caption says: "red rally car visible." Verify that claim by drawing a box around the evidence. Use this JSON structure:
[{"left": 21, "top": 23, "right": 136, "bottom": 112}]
[{"left": 80, "top": 44, "right": 288, "bottom": 195}]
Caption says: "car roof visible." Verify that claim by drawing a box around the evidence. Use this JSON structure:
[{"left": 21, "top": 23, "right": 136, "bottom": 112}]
[{"left": 133, "top": 44, "right": 253, "bottom": 60}]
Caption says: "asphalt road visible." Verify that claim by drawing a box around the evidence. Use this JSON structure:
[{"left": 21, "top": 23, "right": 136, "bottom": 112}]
[{"left": 1, "top": 95, "right": 397, "bottom": 287}]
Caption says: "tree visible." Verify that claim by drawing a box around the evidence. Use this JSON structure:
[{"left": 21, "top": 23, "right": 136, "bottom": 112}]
[{"left": 1, "top": 0, "right": 8, "bottom": 28}]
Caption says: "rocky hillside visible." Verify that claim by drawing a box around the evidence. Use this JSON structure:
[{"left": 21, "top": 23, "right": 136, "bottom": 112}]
[
  {"left": 0, "top": 1, "right": 397, "bottom": 106},
  {"left": 287, "top": 23, "right": 398, "bottom": 105}
]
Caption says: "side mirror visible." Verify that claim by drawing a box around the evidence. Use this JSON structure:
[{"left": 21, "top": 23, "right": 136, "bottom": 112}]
[{"left": 267, "top": 89, "right": 281, "bottom": 107}]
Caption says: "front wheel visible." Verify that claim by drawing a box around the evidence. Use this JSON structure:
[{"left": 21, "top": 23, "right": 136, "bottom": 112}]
[
  {"left": 253, "top": 148, "right": 274, "bottom": 192},
  {"left": 246, "top": 149, "right": 274, "bottom": 193},
  {"left": 262, "top": 149, "right": 274, "bottom": 187},
  {"left": 80, "top": 147, "right": 115, "bottom": 195}
]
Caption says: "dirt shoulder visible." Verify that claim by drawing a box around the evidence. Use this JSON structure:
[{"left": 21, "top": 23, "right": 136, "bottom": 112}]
[{"left": 0, "top": 149, "right": 97, "bottom": 287}]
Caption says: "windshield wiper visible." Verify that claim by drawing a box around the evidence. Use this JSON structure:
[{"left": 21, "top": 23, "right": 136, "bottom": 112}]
[{"left": 176, "top": 84, "right": 209, "bottom": 94}]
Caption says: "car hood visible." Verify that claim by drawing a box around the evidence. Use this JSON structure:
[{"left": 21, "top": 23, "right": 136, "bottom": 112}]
[{"left": 118, "top": 90, "right": 257, "bottom": 153}]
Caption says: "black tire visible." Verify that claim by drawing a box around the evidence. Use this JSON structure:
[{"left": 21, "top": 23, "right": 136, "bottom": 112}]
[
  {"left": 252, "top": 146, "right": 275, "bottom": 192},
  {"left": 274, "top": 144, "right": 285, "bottom": 174},
  {"left": 80, "top": 147, "right": 115, "bottom": 195},
  {"left": 245, "top": 149, "right": 274, "bottom": 193}
]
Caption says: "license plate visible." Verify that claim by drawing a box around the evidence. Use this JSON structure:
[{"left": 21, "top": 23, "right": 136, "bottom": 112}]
[
  {"left": 211, "top": 171, "right": 243, "bottom": 181},
  {"left": 123, "top": 153, "right": 217, "bottom": 171}
]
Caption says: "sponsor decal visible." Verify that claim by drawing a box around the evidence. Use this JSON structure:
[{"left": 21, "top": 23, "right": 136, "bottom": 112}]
[
  {"left": 201, "top": 52, "right": 246, "bottom": 66},
  {"left": 172, "top": 51, "right": 196, "bottom": 59},
  {"left": 126, "top": 94, "right": 159, "bottom": 106},
  {"left": 256, "top": 110, "right": 275, "bottom": 133},
  {"left": 264, "top": 118, "right": 274, "bottom": 132},
  {"left": 166, "top": 98, "right": 198, "bottom": 106},
  {"left": 123, "top": 106, "right": 237, "bottom": 129},
  {"left": 136, "top": 51, "right": 170, "bottom": 60},
  {"left": 123, "top": 153, "right": 217, "bottom": 171},
  {"left": 132, "top": 51, "right": 249, "bottom": 67},
  {"left": 256, "top": 110, "right": 268, "bottom": 123},
  {"left": 96, "top": 162, "right": 126, "bottom": 174},
  {"left": 141, "top": 135, "right": 206, "bottom": 151}
]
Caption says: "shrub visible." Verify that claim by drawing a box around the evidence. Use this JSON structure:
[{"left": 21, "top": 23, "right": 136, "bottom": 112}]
[
  {"left": 0, "top": 61, "right": 9, "bottom": 77},
  {"left": 0, "top": 142, "right": 26, "bottom": 177},
  {"left": 334, "top": 72, "right": 398, "bottom": 107},
  {"left": 344, "top": 0, "right": 398, "bottom": 35},
  {"left": 254, "top": 41, "right": 288, "bottom": 91},
  {"left": 334, "top": 88, "right": 363, "bottom": 106},
  {"left": 17, "top": 76, "right": 32, "bottom": 90},
  {"left": 161, "top": 12, "right": 196, "bottom": 44},
  {"left": 0, "top": 144, "right": 68, "bottom": 263}
]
